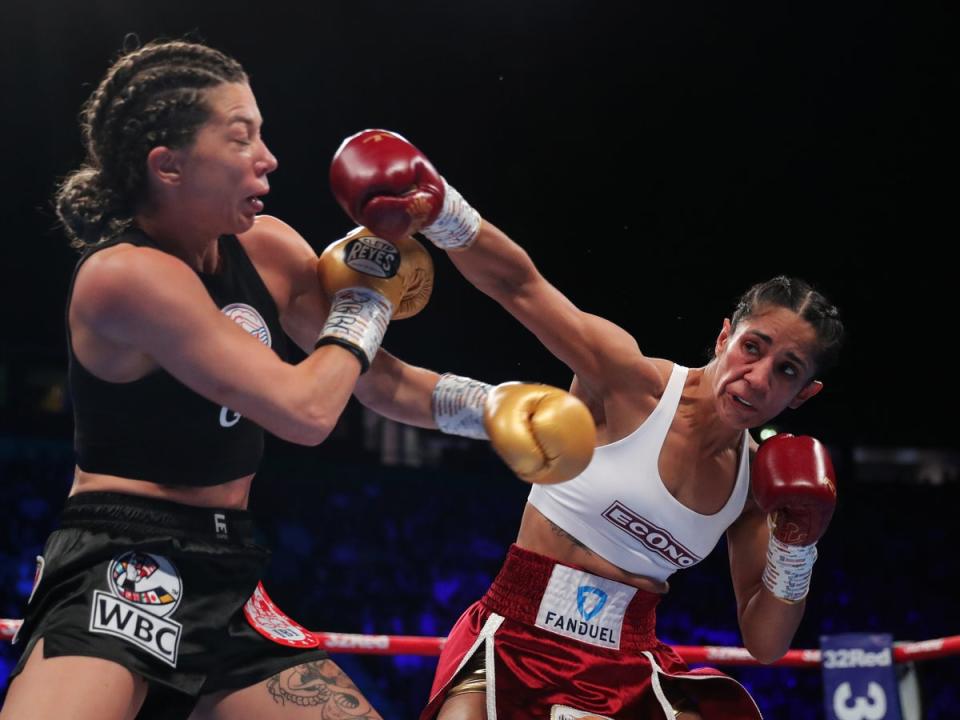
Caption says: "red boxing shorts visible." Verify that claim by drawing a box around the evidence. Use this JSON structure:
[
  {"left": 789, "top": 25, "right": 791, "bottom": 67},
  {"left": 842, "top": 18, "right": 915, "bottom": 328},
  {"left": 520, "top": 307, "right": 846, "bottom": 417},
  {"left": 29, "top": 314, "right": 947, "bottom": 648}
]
[{"left": 421, "top": 545, "right": 762, "bottom": 719}]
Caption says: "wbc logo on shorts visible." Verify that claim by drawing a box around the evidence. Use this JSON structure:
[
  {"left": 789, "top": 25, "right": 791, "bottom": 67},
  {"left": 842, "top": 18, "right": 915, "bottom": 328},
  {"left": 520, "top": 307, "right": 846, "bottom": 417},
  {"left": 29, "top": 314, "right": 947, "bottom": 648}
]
[
  {"left": 108, "top": 552, "right": 182, "bottom": 613},
  {"left": 89, "top": 551, "right": 184, "bottom": 667}
]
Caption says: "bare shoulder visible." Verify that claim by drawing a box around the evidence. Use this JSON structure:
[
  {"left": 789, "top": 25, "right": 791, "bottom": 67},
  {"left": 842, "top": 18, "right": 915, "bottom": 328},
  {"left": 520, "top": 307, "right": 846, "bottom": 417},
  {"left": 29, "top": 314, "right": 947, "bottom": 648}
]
[
  {"left": 646, "top": 356, "right": 676, "bottom": 396},
  {"left": 605, "top": 352, "right": 671, "bottom": 401},
  {"left": 591, "top": 355, "right": 672, "bottom": 436},
  {"left": 239, "top": 213, "right": 300, "bottom": 241},
  {"left": 238, "top": 214, "right": 321, "bottom": 304},
  {"left": 238, "top": 214, "right": 315, "bottom": 265},
  {"left": 574, "top": 313, "right": 666, "bottom": 398},
  {"left": 77, "top": 241, "right": 182, "bottom": 278},
  {"left": 73, "top": 243, "right": 195, "bottom": 321}
]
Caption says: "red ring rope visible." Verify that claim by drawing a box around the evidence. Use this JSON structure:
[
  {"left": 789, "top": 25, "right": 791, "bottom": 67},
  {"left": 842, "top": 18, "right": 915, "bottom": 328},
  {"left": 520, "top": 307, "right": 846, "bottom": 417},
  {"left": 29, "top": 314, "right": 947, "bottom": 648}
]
[{"left": 4, "top": 619, "right": 956, "bottom": 666}]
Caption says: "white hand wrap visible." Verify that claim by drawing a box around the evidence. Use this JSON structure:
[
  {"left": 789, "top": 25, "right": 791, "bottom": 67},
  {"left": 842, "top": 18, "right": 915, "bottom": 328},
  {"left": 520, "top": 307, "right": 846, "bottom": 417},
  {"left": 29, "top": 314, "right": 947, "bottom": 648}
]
[
  {"left": 422, "top": 180, "right": 481, "bottom": 250},
  {"left": 432, "top": 373, "right": 493, "bottom": 439},
  {"left": 762, "top": 533, "right": 818, "bottom": 603},
  {"left": 316, "top": 287, "right": 393, "bottom": 372}
]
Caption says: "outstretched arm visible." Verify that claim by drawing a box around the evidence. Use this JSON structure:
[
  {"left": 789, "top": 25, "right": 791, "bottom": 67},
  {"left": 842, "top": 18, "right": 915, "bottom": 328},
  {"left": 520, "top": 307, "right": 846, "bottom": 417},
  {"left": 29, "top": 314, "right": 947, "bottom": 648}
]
[
  {"left": 355, "top": 350, "right": 597, "bottom": 485},
  {"left": 329, "top": 129, "right": 663, "bottom": 400},
  {"left": 257, "top": 216, "right": 597, "bottom": 485}
]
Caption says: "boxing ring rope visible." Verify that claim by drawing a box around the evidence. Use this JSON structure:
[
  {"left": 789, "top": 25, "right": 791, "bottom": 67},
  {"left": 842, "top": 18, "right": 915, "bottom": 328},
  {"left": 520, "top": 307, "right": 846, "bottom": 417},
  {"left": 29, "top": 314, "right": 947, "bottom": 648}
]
[{"left": 2, "top": 618, "right": 958, "bottom": 667}]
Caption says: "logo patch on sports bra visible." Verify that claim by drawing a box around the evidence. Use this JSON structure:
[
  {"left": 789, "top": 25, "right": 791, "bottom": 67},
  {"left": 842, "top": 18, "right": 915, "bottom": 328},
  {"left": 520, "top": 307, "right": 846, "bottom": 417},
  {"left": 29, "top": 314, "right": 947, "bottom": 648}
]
[
  {"left": 89, "top": 551, "right": 183, "bottom": 666},
  {"left": 602, "top": 501, "right": 702, "bottom": 568},
  {"left": 219, "top": 303, "right": 272, "bottom": 427},
  {"left": 535, "top": 566, "right": 635, "bottom": 650},
  {"left": 222, "top": 303, "right": 272, "bottom": 347}
]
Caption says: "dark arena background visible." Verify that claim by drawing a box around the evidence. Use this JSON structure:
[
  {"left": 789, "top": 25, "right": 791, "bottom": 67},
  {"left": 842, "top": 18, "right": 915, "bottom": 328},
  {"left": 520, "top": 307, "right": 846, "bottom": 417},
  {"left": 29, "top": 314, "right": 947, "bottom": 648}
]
[{"left": 0, "top": 1, "right": 954, "bottom": 717}]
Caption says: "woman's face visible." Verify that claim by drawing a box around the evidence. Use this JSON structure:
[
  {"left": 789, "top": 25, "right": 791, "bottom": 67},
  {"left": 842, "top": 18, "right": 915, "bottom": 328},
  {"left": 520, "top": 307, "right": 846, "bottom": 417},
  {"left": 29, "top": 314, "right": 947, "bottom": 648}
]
[
  {"left": 169, "top": 82, "right": 278, "bottom": 236},
  {"left": 711, "top": 305, "right": 823, "bottom": 429}
]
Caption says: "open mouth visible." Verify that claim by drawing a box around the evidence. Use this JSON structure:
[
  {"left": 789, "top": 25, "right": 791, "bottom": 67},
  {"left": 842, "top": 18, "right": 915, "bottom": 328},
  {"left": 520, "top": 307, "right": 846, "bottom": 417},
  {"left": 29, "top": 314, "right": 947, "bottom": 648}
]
[
  {"left": 732, "top": 394, "right": 755, "bottom": 409},
  {"left": 244, "top": 195, "right": 265, "bottom": 213}
]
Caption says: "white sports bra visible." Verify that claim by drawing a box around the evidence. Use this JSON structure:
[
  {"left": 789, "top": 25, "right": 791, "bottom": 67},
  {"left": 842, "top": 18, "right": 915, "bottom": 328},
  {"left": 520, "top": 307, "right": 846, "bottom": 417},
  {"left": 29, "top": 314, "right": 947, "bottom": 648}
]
[{"left": 528, "top": 363, "right": 750, "bottom": 582}]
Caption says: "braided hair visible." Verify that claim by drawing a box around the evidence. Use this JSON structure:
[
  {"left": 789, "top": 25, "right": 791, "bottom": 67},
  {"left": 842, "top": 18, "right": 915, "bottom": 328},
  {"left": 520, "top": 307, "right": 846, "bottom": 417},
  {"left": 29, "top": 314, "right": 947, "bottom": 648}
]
[{"left": 55, "top": 39, "right": 247, "bottom": 248}]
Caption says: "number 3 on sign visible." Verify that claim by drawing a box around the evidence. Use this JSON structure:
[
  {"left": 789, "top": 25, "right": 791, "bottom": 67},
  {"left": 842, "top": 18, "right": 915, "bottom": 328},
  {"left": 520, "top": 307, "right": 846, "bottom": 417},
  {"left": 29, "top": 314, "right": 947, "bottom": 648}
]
[{"left": 833, "top": 681, "right": 887, "bottom": 720}]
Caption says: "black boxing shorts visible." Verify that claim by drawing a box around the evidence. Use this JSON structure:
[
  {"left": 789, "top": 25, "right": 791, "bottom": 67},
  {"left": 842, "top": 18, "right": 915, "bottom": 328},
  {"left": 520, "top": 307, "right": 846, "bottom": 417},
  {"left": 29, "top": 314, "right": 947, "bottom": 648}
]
[{"left": 10, "top": 492, "right": 328, "bottom": 717}]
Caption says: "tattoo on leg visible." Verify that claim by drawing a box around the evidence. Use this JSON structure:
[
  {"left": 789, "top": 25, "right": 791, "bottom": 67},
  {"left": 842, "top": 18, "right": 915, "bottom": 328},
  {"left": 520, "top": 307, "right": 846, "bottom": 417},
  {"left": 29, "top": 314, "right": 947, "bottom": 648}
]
[{"left": 266, "top": 660, "right": 381, "bottom": 718}]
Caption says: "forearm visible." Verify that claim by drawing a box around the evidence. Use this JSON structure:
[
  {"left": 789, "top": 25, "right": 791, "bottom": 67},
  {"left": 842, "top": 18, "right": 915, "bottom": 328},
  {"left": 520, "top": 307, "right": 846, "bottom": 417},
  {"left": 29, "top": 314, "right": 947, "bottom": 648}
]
[
  {"left": 727, "top": 502, "right": 812, "bottom": 664},
  {"left": 326, "top": 130, "right": 645, "bottom": 393},
  {"left": 356, "top": 356, "right": 596, "bottom": 484},
  {"left": 738, "top": 586, "right": 806, "bottom": 664},
  {"left": 447, "top": 221, "right": 541, "bottom": 303},
  {"left": 212, "top": 344, "right": 361, "bottom": 446},
  {"left": 353, "top": 350, "right": 439, "bottom": 428}
]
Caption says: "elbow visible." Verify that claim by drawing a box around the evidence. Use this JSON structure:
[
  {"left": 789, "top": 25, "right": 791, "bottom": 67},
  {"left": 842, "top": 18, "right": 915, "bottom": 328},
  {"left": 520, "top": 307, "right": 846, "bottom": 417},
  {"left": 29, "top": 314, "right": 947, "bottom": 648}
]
[
  {"left": 300, "top": 409, "right": 337, "bottom": 446},
  {"left": 282, "top": 403, "right": 338, "bottom": 446},
  {"left": 747, "top": 645, "right": 787, "bottom": 666},
  {"left": 298, "top": 423, "right": 334, "bottom": 447},
  {"left": 742, "top": 634, "right": 790, "bottom": 665},
  {"left": 492, "top": 264, "right": 538, "bottom": 299},
  {"left": 268, "top": 361, "right": 359, "bottom": 445},
  {"left": 472, "top": 253, "right": 538, "bottom": 301}
]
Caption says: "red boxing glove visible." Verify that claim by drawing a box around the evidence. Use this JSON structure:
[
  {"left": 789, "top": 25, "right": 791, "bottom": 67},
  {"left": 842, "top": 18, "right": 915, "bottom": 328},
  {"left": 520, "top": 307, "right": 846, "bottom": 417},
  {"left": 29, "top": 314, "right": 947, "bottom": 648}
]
[
  {"left": 330, "top": 129, "right": 481, "bottom": 249},
  {"left": 752, "top": 433, "right": 837, "bottom": 546},
  {"left": 330, "top": 129, "right": 445, "bottom": 242}
]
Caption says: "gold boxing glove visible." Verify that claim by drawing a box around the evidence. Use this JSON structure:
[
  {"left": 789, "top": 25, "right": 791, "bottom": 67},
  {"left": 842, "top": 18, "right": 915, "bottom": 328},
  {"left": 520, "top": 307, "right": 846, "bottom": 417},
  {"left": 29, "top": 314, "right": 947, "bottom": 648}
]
[
  {"left": 316, "top": 227, "right": 433, "bottom": 371},
  {"left": 432, "top": 375, "right": 596, "bottom": 484}
]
